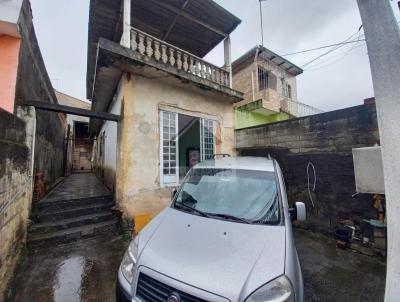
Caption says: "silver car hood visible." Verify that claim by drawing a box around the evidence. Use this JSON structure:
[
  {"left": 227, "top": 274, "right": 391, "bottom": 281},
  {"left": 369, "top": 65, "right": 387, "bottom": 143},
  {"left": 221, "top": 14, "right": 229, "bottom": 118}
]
[{"left": 137, "top": 207, "right": 286, "bottom": 301}]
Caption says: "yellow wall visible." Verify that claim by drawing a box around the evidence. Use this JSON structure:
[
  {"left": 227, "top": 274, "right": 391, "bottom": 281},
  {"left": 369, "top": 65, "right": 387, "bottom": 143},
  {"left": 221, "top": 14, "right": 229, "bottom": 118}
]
[{"left": 117, "top": 74, "right": 235, "bottom": 219}]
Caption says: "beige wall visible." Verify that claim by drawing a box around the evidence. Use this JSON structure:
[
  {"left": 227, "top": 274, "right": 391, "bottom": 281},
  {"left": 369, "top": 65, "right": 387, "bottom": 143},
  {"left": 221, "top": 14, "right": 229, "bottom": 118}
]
[{"left": 117, "top": 74, "right": 235, "bottom": 218}]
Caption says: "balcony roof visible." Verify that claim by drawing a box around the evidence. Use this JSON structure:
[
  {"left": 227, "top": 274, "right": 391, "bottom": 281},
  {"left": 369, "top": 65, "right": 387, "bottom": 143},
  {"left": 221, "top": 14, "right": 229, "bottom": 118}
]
[
  {"left": 87, "top": 0, "right": 241, "bottom": 99},
  {"left": 232, "top": 45, "right": 304, "bottom": 76}
]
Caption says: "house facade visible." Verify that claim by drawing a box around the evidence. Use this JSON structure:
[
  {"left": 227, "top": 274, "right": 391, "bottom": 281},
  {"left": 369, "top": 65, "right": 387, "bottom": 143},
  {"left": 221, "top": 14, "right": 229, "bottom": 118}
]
[
  {"left": 87, "top": 0, "right": 243, "bottom": 220},
  {"left": 232, "top": 45, "right": 322, "bottom": 129}
]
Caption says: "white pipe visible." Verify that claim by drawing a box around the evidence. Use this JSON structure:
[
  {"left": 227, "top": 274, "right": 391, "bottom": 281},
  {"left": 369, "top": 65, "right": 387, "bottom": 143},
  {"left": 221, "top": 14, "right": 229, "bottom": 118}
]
[{"left": 251, "top": 71, "right": 255, "bottom": 101}]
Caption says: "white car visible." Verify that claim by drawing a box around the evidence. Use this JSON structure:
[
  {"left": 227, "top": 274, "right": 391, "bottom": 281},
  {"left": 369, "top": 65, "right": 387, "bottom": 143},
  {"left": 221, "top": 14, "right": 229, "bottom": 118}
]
[{"left": 117, "top": 156, "right": 306, "bottom": 302}]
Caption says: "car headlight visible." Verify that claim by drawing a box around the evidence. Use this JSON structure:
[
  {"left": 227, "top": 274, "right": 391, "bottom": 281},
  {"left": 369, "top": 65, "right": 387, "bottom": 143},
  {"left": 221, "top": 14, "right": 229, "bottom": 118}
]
[
  {"left": 245, "top": 275, "right": 294, "bottom": 302},
  {"left": 121, "top": 237, "right": 139, "bottom": 283}
]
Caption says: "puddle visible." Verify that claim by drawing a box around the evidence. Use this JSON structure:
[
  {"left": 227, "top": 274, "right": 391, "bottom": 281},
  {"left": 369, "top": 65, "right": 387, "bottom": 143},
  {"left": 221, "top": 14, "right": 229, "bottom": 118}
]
[{"left": 53, "top": 256, "right": 85, "bottom": 302}]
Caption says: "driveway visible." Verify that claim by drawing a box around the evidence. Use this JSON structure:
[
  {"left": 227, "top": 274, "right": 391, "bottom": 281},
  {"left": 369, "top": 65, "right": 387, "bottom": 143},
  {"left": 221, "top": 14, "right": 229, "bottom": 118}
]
[
  {"left": 295, "top": 228, "right": 386, "bottom": 302},
  {"left": 5, "top": 228, "right": 385, "bottom": 302}
]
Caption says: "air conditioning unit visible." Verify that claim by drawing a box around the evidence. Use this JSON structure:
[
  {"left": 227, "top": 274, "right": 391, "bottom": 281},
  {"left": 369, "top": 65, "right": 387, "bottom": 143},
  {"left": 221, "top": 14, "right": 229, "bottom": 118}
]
[{"left": 352, "top": 146, "right": 385, "bottom": 194}]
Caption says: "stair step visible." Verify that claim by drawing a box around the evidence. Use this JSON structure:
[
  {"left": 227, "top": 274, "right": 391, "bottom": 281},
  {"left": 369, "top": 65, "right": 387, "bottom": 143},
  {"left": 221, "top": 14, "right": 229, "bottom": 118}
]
[
  {"left": 35, "top": 195, "right": 114, "bottom": 211},
  {"left": 29, "top": 211, "right": 115, "bottom": 234},
  {"left": 33, "top": 202, "right": 114, "bottom": 223},
  {"left": 28, "top": 219, "right": 119, "bottom": 247}
]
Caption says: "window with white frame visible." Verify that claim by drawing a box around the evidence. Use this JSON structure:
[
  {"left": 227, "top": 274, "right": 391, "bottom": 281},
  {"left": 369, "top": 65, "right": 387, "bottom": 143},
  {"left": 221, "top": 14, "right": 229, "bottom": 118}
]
[
  {"left": 160, "top": 111, "right": 178, "bottom": 185},
  {"left": 201, "top": 119, "right": 215, "bottom": 161}
]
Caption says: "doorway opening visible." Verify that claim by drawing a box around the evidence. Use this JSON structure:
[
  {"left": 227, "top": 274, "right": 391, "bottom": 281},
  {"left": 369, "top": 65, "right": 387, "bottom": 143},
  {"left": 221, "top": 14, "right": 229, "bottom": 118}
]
[
  {"left": 178, "top": 114, "right": 200, "bottom": 179},
  {"left": 160, "top": 110, "right": 218, "bottom": 187},
  {"left": 73, "top": 121, "right": 92, "bottom": 171}
]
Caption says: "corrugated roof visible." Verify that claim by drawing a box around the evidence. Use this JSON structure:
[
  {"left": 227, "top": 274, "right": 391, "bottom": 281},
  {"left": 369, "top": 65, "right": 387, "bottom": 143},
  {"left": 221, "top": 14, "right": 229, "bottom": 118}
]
[
  {"left": 87, "top": 0, "right": 241, "bottom": 99},
  {"left": 232, "top": 45, "right": 303, "bottom": 76}
]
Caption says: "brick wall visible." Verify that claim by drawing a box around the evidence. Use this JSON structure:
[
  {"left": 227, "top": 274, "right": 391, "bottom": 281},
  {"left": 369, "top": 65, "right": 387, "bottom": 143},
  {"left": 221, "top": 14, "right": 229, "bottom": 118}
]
[
  {"left": 0, "top": 107, "right": 33, "bottom": 290},
  {"left": 236, "top": 103, "right": 379, "bottom": 235}
]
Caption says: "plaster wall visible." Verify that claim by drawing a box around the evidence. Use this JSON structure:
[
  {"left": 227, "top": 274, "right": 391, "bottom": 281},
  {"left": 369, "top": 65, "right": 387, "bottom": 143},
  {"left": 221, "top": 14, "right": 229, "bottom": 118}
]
[
  {"left": 96, "top": 81, "right": 122, "bottom": 191},
  {"left": 117, "top": 74, "right": 235, "bottom": 218},
  {"left": 0, "top": 36, "right": 20, "bottom": 113}
]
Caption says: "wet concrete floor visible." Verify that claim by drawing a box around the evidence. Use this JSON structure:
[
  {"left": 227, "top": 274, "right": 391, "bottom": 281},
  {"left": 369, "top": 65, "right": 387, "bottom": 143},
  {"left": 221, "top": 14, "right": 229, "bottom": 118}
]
[
  {"left": 4, "top": 229, "right": 385, "bottom": 302},
  {"left": 41, "top": 173, "right": 111, "bottom": 202},
  {"left": 295, "top": 228, "right": 386, "bottom": 302},
  {"left": 4, "top": 233, "right": 130, "bottom": 302}
]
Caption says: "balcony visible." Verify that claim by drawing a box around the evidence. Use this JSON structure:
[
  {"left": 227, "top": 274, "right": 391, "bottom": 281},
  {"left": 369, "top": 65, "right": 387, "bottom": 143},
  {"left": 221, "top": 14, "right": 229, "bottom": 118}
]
[
  {"left": 280, "top": 98, "right": 324, "bottom": 118},
  {"left": 130, "top": 27, "right": 231, "bottom": 88}
]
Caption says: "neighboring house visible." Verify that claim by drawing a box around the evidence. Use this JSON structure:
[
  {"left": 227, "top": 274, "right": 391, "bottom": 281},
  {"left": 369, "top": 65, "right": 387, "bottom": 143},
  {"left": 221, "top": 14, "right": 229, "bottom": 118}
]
[
  {"left": 87, "top": 0, "right": 243, "bottom": 218},
  {"left": 232, "top": 45, "right": 323, "bottom": 129},
  {"left": 55, "top": 91, "right": 93, "bottom": 173}
]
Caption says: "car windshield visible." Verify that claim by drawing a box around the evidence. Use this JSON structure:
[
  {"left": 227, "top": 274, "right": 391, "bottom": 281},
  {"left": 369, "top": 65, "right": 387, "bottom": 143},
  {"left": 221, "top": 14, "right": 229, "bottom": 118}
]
[{"left": 174, "top": 168, "right": 280, "bottom": 224}]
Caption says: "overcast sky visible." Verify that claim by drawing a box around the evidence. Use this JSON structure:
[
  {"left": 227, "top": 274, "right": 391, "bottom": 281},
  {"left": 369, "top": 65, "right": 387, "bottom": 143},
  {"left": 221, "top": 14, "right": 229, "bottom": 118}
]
[{"left": 30, "top": 0, "right": 400, "bottom": 111}]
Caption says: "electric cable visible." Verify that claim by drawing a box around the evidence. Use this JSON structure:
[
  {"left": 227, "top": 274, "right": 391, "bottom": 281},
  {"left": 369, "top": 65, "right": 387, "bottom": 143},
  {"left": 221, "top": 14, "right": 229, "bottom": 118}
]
[{"left": 307, "top": 162, "right": 316, "bottom": 208}]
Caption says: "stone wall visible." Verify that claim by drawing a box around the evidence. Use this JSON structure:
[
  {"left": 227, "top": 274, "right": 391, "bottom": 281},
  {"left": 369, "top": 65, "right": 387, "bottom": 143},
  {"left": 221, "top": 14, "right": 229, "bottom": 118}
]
[
  {"left": 15, "top": 0, "right": 66, "bottom": 188},
  {"left": 0, "top": 107, "right": 33, "bottom": 291},
  {"left": 236, "top": 103, "right": 379, "bottom": 235}
]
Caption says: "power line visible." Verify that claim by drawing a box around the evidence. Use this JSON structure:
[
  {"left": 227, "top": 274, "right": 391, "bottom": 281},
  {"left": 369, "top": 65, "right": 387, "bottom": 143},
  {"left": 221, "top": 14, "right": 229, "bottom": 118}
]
[
  {"left": 305, "top": 43, "right": 365, "bottom": 71},
  {"left": 285, "top": 20, "right": 399, "bottom": 63},
  {"left": 304, "top": 30, "right": 365, "bottom": 70},
  {"left": 282, "top": 39, "right": 366, "bottom": 57},
  {"left": 300, "top": 28, "right": 364, "bottom": 68}
]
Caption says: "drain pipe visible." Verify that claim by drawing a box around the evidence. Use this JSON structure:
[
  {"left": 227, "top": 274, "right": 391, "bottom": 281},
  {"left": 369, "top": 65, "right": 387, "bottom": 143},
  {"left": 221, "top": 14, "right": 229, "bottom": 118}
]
[{"left": 251, "top": 71, "right": 255, "bottom": 102}]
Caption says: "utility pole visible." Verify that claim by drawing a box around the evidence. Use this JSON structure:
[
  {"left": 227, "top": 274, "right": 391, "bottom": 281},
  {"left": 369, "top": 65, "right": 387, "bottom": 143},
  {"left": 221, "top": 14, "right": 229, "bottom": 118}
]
[
  {"left": 356, "top": 1, "right": 400, "bottom": 301},
  {"left": 259, "top": 0, "right": 264, "bottom": 47}
]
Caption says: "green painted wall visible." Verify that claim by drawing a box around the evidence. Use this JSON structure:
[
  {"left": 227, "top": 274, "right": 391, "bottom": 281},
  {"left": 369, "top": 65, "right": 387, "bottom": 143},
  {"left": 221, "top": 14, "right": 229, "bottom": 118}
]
[{"left": 235, "top": 110, "right": 290, "bottom": 129}]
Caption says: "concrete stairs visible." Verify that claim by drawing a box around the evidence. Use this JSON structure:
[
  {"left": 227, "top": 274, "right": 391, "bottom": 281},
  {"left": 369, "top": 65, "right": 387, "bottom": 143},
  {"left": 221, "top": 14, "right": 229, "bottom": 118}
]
[{"left": 28, "top": 195, "right": 119, "bottom": 247}]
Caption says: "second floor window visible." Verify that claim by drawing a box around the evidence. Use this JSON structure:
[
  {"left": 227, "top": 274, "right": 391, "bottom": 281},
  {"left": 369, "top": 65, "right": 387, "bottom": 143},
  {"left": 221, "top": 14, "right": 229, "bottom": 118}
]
[{"left": 258, "top": 66, "right": 268, "bottom": 91}]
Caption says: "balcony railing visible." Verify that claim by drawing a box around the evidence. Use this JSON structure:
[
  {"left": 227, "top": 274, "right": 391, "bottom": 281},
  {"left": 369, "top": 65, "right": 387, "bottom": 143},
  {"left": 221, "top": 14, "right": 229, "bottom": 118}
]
[
  {"left": 130, "top": 27, "right": 230, "bottom": 87},
  {"left": 280, "top": 98, "right": 324, "bottom": 118}
]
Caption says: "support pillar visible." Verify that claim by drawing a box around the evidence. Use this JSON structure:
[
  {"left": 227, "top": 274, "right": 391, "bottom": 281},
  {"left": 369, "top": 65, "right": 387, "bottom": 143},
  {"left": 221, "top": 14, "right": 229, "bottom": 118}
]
[
  {"left": 120, "top": 0, "right": 131, "bottom": 48},
  {"left": 224, "top": 35, "right": 232, "bottom": 88},
  {"left": 356, "top": 1, "right": 400, "bottom": 301}
]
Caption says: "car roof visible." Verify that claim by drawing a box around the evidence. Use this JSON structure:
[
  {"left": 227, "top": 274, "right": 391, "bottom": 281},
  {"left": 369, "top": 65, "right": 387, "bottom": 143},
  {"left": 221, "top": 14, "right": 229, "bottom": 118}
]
[{"left": 194, "top": 156, "right": 275, "bottom": 172}]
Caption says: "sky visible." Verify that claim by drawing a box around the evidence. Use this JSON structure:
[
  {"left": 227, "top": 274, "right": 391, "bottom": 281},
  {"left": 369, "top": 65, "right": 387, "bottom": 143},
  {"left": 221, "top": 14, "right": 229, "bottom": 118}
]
[{"left": 30, "top": 0, "right": 400, "bottom": 112}]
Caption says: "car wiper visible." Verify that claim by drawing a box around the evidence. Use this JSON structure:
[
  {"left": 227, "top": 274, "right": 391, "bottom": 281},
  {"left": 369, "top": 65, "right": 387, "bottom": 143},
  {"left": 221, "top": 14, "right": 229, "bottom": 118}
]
[
  {"left": 206, "top": 213, "right": 251, "bottom": 224},
  {"left": 174, "top": 203, "right": 210, "bottom": 218}
]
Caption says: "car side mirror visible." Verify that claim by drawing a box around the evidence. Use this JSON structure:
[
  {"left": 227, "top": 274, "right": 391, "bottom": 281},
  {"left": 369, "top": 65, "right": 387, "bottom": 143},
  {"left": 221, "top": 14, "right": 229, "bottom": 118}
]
[
  {"left": 171, "top": 188, "right": 178, "bottom": 201},
  {"left": 289, "top": 202, "right": 306, "bottom": 222}
]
